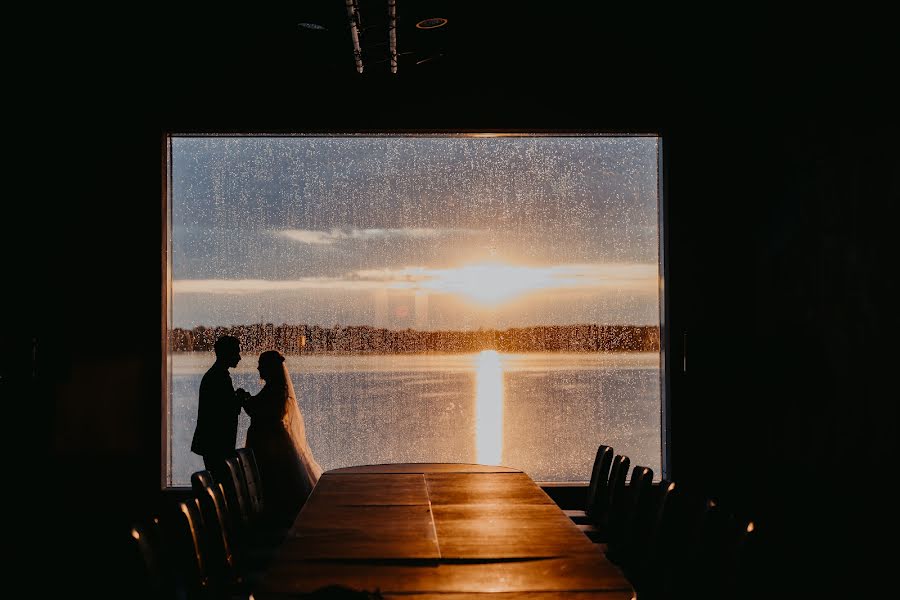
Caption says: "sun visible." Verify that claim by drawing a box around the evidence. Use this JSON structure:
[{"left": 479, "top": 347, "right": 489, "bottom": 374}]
[{"left": 422, "top": 262, "right": 556, "bottom": 305}]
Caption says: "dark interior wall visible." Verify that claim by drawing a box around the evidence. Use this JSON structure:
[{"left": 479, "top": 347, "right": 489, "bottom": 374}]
[{"left": 7, "top": 7, "right": 895, "bottom": 597}]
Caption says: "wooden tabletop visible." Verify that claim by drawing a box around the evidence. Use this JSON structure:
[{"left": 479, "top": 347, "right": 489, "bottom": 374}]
[{"left": 256, "top": 464, "right": 634, "bottom": 599}]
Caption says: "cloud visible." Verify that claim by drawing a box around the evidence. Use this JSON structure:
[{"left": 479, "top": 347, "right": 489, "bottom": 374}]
[
  {"left": 276, "top": 227, "right": 476, "bottom": 245},
  {"left": 172, "top": 277, "right": 407, "bottom": 295},
  {"left": 173, "top": 262, "right": 659, "bottom": 300}
]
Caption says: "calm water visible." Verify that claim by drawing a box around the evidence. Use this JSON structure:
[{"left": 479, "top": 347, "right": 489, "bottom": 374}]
[{"left": 169, "top": 351, "right": 662, "bottom": 486}]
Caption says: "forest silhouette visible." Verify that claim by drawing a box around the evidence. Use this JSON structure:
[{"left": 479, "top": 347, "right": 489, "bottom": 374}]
[{"left": 170, "top": 323, "right": 660, "bottom": 355}]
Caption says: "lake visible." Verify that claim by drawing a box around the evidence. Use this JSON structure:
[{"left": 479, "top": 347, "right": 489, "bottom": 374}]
[{"left": 169, "top": 351, "right": 662, "bottom": 486}]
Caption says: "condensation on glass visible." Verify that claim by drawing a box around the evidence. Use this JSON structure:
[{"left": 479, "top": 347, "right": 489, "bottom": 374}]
[{"left": 166, "top": 135, "right": 663, "bottom": 487}]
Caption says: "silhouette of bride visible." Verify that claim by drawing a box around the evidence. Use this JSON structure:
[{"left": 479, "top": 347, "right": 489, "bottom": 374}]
[{"left": 242, "top": 350, "right": 322, "bottom": 525}]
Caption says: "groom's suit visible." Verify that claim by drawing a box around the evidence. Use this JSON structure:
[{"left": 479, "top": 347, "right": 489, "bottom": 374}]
[{"left": 191, "top": 362, "right": 241, "bottom": 477}]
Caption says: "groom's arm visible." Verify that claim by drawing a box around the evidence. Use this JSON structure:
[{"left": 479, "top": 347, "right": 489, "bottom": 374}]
[{"left": 235, "top": 387, "right": 250, "bottom": 412}]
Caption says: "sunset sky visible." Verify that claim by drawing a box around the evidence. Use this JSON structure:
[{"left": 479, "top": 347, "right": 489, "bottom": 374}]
[{"left": 170, "top": 136, "right": 660, "bottom": 329}]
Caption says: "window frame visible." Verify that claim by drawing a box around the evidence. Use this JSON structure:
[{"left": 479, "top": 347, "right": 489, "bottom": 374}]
[{"left": 160, "top": 131, "right": 671, "bottom": 489}]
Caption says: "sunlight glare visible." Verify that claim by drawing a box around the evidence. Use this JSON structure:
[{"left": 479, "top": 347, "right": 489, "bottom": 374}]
[
  {"left": 425, "top": 262, "right": 555, "bottom": 305},
  {"left": 475, "top": 350, "right": 504, "bottom": 465}
]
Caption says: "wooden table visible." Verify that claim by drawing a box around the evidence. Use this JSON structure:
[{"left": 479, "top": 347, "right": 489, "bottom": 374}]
[{"left": 256, "top": 464, "right": 635, "bottom": 599}]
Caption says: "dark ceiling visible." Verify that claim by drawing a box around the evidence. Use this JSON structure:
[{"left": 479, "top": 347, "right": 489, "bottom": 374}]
[
  {"left": 148, "top": 1, "right": 729, "bottom": 81},
  {"left": 285, "top": 0, "right": 679, "bottom": 77},
  {"left": 134, "top": 2, "right": 890, "bottom": 107},
  {"left": 22, "top": 1, "right": 893, "bottom": 132}
]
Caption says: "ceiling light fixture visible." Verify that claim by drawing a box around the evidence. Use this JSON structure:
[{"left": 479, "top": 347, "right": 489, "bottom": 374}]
[
  {"left": 388, "top": 0, "right": 398, "bottom": 74},
  {"left": 415, "top": 17, "right": 447, "bottom": 29},
  {"left": 297, "top": 22, "right": 326, "bottom": 30},
  {"left": 416, "top": 53, "right": 443, "bottom": 65},
  {"left": 345, "top": 0, "right": 364, "bottom": 73}
]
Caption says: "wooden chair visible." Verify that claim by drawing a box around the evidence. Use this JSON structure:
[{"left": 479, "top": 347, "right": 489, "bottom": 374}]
[{"left": 563, "top": 444, "right": 613, "bottom": 524}]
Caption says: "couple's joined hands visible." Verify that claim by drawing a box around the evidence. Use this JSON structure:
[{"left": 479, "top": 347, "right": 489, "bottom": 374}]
[{"left": 236, "top": 388, "right": 252, "bottom": 405}]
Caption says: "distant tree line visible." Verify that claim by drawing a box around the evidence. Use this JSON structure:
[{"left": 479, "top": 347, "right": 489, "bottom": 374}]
[{"left": 169, "top": 323, "right": 660, "bottom": 354}]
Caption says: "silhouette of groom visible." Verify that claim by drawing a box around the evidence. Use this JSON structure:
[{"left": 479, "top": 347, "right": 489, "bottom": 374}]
[{"left": 191, "top": 335, "right": 245, "bottom": 482}]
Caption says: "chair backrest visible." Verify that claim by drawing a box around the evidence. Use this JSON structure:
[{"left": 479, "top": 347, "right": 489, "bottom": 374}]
[
  {"left": 593, "top": 454, "right": 630, "bottom": 530},
  {"left": 722, "top": 517, "right": 758, "bottom": 600},
  {"left": 189, "top": 470, "right": 215, "bottom": 530},
  {"left": 623, "top": 465, "right": 654, "bottom": 534},
  {"left": 127, "top": 517, "right": 171, "bottom": 600},
  {"left": 236, "top": 447, "right": 265, "bottom": 517},
  {"left": 163, "top": 498, "right": 211, "bottom": 600},
  {"left": 629, "top": 479, "right": 677, "bottom": 593},
  {"left": 191, "top": 470, "right": 238, "bottom": 584},
  {"left": 607, "top": 465, "right": 653, "bottom": 564},
  {"left": 648, "top": 488, "right": 717, "bottom": 599},
  {"left": 223, "top": 454, "right": 252, "bottom": 527},
  {"left": 191, "top": 469, "right": 215, "bottom": 490},
  {"left": 693, "top": 505, "right": 757, "bottom": 600},
  {"left": 584, "top": 444, "right": 614, "bottom": 516},
  {"left": 624, "top": 467, "right": 658, "bottom": 563}
]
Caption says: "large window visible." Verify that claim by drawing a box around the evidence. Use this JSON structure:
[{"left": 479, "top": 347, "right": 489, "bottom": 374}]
[{"left": 165, "top": 135, "right": 665, "bottom": 487}]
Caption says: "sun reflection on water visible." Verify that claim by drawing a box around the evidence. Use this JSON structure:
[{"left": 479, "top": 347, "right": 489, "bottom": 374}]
[{"left": 475, "top": 350, "right": 504, "bottom": 465}]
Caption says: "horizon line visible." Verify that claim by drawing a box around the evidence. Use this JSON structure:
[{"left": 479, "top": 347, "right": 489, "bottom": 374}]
[{"left": 170, "top": 322, "right": 661, "bottom": 331}]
